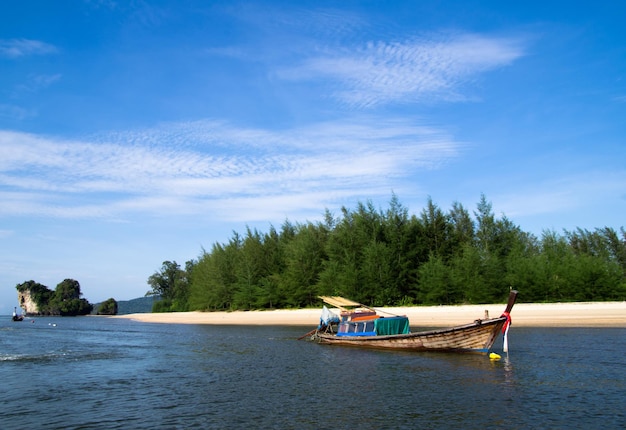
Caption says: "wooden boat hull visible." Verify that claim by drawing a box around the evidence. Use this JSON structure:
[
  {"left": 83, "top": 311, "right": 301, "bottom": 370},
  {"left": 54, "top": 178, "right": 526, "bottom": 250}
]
[{"left": 313, "top": 316, "right": 507, "bottom": 354}]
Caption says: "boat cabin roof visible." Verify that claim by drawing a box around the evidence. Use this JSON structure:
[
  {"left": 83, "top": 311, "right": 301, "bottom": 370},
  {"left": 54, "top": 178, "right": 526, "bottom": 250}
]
[{"left": 319, "top": 296, "right": 362, "bottom": 310}]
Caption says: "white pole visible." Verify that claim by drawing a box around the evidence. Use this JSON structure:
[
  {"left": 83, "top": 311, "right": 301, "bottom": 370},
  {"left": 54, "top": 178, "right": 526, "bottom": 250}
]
[{"left": 503, "top": 322, "right": 510, "bottom": 353}]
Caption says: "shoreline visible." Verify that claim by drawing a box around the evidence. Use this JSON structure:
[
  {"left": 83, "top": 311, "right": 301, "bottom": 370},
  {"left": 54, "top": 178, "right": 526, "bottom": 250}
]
[{"left": 112, "top": 301, "right": 626, "bottom": 328}]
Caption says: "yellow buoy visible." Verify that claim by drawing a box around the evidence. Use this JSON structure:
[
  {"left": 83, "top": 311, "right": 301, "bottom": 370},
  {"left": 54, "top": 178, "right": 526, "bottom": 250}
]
[{"left": 489, "top": 352, "right": 501, "bottom": 360}]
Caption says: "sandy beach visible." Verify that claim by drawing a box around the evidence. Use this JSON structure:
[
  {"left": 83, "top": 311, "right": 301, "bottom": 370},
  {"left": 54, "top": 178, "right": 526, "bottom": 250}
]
[{"left": 114, "top": 301, "right": 626, "bottom": 327}]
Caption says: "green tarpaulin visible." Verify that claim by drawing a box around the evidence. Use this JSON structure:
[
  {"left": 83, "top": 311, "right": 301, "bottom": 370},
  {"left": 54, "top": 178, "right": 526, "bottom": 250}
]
[{"left": 374, "top": 316, "right": 410, "bottom": 335}]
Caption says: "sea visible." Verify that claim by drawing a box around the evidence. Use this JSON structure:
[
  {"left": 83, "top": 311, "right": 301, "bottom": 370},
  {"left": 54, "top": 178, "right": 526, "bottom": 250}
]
[{"left": 1, "top": 316, "right": 624, "bottom": 429}]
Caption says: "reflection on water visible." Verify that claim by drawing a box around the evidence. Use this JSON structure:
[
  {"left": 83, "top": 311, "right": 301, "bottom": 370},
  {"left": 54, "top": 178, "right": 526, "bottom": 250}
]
[{"left": 1, "top": 318, "right": 624, "bottom": 429}]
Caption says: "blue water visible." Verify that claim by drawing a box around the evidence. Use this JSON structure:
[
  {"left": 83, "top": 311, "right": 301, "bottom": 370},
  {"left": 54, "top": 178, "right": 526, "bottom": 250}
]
[{"left": 1, "top": 316, "right": 624, "bottom": 429}]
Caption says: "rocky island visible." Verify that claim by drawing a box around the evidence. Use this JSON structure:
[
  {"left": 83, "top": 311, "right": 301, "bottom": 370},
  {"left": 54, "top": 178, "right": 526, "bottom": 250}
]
[{"left": 16, "top": 279, "right": 93, "bottom": 316}]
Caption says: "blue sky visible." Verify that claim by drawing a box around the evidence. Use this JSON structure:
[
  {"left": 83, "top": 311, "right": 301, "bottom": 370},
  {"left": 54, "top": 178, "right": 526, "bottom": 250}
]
[{"left": 1, "top": 1, "right": 625, "bottom": 313}]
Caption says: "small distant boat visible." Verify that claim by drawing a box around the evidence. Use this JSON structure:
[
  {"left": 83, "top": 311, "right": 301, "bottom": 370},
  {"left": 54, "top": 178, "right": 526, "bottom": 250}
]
[
  {"left": 12, "top": 307, "right": 24, "bottom": 322},
  {"left": 306, "top": 290, "right": 517, "bottom": 355}
]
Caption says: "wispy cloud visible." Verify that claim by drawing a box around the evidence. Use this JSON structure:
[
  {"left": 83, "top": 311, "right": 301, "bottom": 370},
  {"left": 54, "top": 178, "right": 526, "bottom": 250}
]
[
  {"left": 279, "top": 33, "right": 525, "bottom": 107},
  {"left": 15, "top": 74, "right": 62, "bottom": 93},
  {"left": 0, "top": 104, "right": 35, "bottom": 120},
  {"left": 0, "top": 39, "right": 58, "bottom": 58},
  {"left": 0, "top": 118, "right": 460, "bottom": 222}
]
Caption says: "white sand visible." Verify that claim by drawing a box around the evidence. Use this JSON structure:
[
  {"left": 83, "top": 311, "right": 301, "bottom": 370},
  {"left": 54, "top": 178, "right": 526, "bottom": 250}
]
[{"left": 113, "top": 301, "right": 626, "bottom": 327}]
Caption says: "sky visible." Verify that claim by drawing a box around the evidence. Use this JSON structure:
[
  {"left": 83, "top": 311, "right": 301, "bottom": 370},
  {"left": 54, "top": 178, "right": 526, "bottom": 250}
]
[{"left": 1, "top": 0, "right": 625, "bottom": 313}]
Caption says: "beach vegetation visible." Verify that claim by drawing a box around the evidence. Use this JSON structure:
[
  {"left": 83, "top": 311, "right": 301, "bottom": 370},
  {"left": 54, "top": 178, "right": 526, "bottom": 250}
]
[
  {"left": 147, "top": 260, "right": 191, "bottom": 312},
  {"left": 151, "top": 194, "right": 626, "bottom": 311}
]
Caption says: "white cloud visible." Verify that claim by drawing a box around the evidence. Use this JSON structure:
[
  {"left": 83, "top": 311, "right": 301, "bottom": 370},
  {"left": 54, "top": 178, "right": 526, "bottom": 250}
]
[
  {"left": 279, "top": 32, "right": 525, "bottom": 107},
  {"left": 0, "top": 118, "right": 460, "bottom": 222}
]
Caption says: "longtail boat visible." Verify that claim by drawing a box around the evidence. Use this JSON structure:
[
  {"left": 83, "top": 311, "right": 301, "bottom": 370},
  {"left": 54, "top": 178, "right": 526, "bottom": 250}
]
[
  {"left": 12, "top": 307, "right": 24, "bottom": 322},
  {"left": 307, "top": 290, "right": 517, "bottom": 354}
]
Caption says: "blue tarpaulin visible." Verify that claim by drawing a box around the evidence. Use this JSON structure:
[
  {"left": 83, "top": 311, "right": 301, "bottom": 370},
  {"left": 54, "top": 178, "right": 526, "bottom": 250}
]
[{"left": 336, "top": 331, "right": 377, "bottom": 337}]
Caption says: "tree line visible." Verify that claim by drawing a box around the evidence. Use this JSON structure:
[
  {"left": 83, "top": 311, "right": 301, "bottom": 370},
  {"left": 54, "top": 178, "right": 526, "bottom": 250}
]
[{"left": 147, "top": 194, "right": 626, "bottom": 312}]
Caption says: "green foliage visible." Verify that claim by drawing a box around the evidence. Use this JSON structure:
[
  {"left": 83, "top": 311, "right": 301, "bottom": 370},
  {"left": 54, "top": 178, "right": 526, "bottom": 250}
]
[
  {"left": 147, "top": 260, "right": 192, "bottom": 312},
  {"left": 152, "top": 299, "right": 174, "bottom": 313},
  {"left": 50, "top": 279, "right": 93, "bottom": 315},
  {"left": 173, "top": 195, "right": 626, "bottom": 311},
  {"left": 97, "top": 298, "right": 118, "bottom": 315},
  {"left": 417, "top": 254, "right": 452, "bottom": 304},
  {"left": 189, "top": 243, "right": 236, "bottom": 310},
  {"left": 281, "top": 222, "right": 329, "bottom": 307}
]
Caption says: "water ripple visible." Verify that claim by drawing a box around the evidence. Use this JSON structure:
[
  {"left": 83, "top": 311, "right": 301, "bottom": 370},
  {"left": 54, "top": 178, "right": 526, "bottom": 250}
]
[{"left": 1, "top": 320, "right": 624, "bottom": 429}]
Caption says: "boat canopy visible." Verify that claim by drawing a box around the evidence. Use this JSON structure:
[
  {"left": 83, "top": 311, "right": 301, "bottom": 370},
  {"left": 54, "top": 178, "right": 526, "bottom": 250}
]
[{"left": 319, "top": 296, "right": 363, "bottom": 310}]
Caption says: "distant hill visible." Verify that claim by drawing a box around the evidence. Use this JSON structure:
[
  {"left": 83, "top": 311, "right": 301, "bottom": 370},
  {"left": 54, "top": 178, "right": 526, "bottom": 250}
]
[
  {"left": 118, "top": 295, "right": 162, "bottom": 314},
  {"left": 93, "top": 295, "right": 162, "bottom": 315}
]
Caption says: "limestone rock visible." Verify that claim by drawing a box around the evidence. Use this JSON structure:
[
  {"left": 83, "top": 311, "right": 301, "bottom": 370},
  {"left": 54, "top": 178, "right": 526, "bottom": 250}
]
[{"left": 18, "top": 290, "right": 40, "bottom": 316}]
